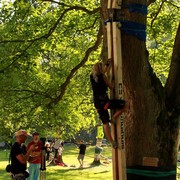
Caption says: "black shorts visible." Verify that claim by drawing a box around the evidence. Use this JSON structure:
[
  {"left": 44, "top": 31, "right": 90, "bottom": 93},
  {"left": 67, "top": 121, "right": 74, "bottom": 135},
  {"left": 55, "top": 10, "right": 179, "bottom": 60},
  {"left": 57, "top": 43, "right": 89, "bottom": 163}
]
[
  {"left": 95, "top": 99, "right": 125, "bottom": 124},
  {"left": 97, "top": 109, "right": 110, "bottom": 124},
  {"left": 78, "top": 154, "right": 85, "bottom": 160}
]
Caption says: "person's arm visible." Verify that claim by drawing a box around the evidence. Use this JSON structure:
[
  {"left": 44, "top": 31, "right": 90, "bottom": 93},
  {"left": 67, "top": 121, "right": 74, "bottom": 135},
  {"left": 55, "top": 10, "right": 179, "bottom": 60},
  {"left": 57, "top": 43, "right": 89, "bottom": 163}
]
[
  {"left": 28, "top": 151, "right": 42, "bottom": 163},
  {"left": 103, "top": 75, "right": 114, "bottom": 90},
  {"left": 16, "top": 144, "right": 37, "bottom": 164}
]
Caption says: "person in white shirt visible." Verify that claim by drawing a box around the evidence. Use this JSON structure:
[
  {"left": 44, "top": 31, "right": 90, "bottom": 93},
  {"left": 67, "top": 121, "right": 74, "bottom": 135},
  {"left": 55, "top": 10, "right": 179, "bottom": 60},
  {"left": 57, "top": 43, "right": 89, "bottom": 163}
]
[{"left": 54, "top": 138, "right": 61, "bottom": 158}]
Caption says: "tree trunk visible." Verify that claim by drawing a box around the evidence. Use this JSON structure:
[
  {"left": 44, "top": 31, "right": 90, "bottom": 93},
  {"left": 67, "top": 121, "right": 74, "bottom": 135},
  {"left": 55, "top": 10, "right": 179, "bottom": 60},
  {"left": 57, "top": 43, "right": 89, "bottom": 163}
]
[{"left": 101, "top": 0, "right": 180, "bottom": 179}]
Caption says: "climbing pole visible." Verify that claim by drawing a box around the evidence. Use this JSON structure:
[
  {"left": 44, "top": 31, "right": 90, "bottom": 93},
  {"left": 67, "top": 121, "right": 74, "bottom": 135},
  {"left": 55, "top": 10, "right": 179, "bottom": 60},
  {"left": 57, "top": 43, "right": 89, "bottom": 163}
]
[{"left": 106, "top": 0, "right": 127, "bottom": 179}]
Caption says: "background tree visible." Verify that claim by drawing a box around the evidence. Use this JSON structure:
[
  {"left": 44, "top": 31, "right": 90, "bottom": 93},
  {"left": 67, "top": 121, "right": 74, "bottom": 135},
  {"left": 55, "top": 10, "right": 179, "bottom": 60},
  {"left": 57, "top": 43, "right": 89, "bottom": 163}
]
[{"left": 0, "top": 0, "right": 101, "bottom": 140}]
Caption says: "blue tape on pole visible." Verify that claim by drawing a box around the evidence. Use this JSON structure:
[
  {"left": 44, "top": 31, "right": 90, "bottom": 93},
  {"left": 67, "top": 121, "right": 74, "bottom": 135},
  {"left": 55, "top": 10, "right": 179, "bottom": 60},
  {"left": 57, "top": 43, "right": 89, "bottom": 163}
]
[
  {"left": 119, "top": 20, "right": 146, "bottom": 41},
  {"left": 104, "top": 20, "right": 146, "bottom": 41}
]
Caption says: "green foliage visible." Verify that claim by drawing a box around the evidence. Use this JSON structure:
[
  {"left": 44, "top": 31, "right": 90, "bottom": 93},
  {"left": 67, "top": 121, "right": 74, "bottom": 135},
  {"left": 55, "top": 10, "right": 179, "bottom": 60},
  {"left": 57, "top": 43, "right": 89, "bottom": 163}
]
[
  {"left": 147, "top": 0, "right": 180, "bottom": 85},
  {"left": 0, "top": 0, "right": 179, "bottom": 141},
  {"left": 0, "top": 0, "right": 100, "bottom": 140}
]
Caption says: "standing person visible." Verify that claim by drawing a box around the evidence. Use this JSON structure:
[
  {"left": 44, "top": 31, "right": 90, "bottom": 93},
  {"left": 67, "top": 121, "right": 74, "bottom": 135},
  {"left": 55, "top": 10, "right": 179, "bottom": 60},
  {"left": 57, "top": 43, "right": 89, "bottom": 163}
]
[
  {"left": 77, "top": 140, "right": 86, "bottom": 168},
  {"left": 27, "top": 132, "right": 42, "bottom": 180},
  {"left": 90, "top": 62, "right": 126, "bottom": 148},
  {"left": 10, "top": 130, "right": 37, "bottom": 180},
  {"left": 45, "top": 142, "right": 52, "bottom": 161},
  {"left": 54, "top": 138, "right": 61, "bottom": 159}
]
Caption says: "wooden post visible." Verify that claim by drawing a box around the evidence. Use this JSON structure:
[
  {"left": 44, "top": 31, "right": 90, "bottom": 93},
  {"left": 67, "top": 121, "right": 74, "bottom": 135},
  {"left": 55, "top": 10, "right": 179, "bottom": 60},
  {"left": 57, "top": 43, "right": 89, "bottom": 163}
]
[
  {"left": 107, "top": 1, "right": 118, "bottom": 180},
  {"left": 107, "top": 0, "right": 127, "bottom": 180},
  {"left": 112, "top": 21, "right": 127, "bottom": 180}
]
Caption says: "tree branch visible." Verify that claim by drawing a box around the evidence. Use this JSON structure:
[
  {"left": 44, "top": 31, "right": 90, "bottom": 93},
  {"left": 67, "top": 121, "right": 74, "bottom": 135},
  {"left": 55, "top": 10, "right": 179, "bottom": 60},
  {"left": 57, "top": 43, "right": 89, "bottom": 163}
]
[
  {"left": 0, "top": 5, "right": 100, "bottom": 44},
  {"left": 42, "top": 0, "right": 100, "bottom": 14},
  {"left": 0, "top": 4, "right": 100, "bottom": 73},
  {"left": 52, "top": 23, "right": 103, "bottom": 105},
  {"left": 0, "top": 41, "right": 34, "bottom": 73},
  {"left": 166, "top": 1, "right": 180, "bottom": 8}
]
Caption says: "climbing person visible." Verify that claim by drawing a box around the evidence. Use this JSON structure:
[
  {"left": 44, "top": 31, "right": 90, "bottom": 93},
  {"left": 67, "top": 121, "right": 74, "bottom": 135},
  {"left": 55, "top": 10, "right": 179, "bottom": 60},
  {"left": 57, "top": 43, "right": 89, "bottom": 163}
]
[{"left": 90, "top": 62, "right": 126, "bottom": 148}]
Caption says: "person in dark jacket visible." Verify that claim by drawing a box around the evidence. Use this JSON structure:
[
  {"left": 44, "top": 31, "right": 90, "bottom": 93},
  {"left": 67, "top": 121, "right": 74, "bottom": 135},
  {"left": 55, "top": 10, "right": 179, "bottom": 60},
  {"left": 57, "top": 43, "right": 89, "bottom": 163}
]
[{"left": 90, "top": 62, "right": 126, "bottom": 148}]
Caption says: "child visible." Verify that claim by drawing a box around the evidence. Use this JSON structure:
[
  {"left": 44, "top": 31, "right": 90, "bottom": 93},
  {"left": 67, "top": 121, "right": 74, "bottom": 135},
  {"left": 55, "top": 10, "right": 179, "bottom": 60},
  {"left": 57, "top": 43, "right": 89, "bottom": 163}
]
[
  {"left": 90, "top": 62, "right": 126, "bottom": 148},
  {"left": 77, "top": 140, "right": 86, "bottom": 168}
]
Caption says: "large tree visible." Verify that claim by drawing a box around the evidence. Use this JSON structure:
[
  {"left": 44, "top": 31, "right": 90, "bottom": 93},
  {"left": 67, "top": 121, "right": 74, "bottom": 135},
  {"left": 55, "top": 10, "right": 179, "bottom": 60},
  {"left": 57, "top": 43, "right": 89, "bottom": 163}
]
[
  {"left": 0, "top": 0, "right": 179, "bottom": 175},
  {"left": 114, "top": 0, "right": 180, "bottom": 168}
]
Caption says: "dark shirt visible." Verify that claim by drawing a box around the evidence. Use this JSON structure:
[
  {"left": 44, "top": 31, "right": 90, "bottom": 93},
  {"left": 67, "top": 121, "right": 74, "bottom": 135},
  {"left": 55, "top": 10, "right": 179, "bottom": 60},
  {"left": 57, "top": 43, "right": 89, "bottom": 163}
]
[
  {"left": 79, "top": 144, "right": 86, "bottom": 155},
  {"left": 90, "top": 73, "right": 108, "bottom": 99},
  {"left": 90, "top": 73, "right": 109, "bottom": 109},
  {"left": 11, "top": 142, "right": 27, "bottom": 174}
]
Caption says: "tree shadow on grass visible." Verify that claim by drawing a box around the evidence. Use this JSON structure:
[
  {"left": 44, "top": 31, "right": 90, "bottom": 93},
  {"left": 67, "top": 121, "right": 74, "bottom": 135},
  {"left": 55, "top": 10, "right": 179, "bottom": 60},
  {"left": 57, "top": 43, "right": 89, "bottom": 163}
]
[
  {"left": 47, "top": 163, "right": 110, "bottom": 173},
  {"left": 45, "top": 163, "right": 112, "bottom": 180}
]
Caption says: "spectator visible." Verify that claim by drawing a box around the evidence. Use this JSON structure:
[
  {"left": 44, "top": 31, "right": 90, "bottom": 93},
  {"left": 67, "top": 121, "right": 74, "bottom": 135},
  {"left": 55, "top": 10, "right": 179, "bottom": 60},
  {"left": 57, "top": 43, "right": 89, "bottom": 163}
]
[
  {"left": 45, "top": 142, "right": 52, "bottom": 161},
  {"left": 77, "top": 140, "right": 86, "bottom": 168},
  {"left": 10, "top": 130, "right": 37, "bottom": 180},
  {"left": 54, "top": 138, "right": 61, "bottom": 159},
  {"left": 27, "top": 132, "right": 42, "bottom": 180}
]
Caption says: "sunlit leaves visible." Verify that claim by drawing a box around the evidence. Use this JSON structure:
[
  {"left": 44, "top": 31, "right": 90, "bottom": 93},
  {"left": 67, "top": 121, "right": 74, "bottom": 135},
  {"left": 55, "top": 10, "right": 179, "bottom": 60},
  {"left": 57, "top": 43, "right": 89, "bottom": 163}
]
[
  {"left": 147, "top": 0, "right": 179, "bottom": 84},
  {"left": 0, "top": 0, "right": 100, "bottom": 140}
]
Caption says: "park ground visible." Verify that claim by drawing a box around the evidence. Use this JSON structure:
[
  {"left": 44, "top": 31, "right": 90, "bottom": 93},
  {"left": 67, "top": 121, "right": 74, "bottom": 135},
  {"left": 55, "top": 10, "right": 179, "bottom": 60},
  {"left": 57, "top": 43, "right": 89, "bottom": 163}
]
[
  {"left": 0, "top": 145, "right": 180, "bottom": 180},
  {"left": 0, "top": 144, "right": 113, "bottom": 180}
]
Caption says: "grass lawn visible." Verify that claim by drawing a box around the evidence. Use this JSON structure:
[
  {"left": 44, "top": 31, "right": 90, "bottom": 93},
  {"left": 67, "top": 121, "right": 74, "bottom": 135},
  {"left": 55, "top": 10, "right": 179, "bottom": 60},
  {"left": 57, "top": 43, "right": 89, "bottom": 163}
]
[
  {"left": 177, "top": 152, "right": 180, "bottom": 180},
  {"left": 177, "top": 162, "right": 180, "bottom": 180},
  {"left": 0, "top": 145, "right": 113, "bottom": 180},
  {"left": 1, "top": 145, "right": 180, "bottom": 180}
]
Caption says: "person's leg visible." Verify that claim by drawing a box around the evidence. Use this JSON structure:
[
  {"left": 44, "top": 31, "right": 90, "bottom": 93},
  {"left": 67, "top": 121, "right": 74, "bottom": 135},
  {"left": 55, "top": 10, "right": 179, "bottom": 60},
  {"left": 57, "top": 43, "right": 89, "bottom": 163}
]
[
  {"left": 27, "top": 163, "right": 34, "bottom": 180},
  {"left": 112, "top": 109, "right": 124, "bottom": 119},
  {"left": 103, "top": 123, "right": 118, "bottom": 148},
  {"left": 81, "top": 155, "right": 85, "bottom": 167},
  {"left": 80, "top": 159, "right": 82, "bottom": 167},
  {"left": 78, "top": 155, "right": 84, "bottom": 167},
  {"left": 98, "top": 109, "right": 118, "bottom": 148},
  {"left": 46, "top": 152, "right": 50, "bottom": 160},
  {"left": 54, "top": 149, "right": 58, "bottom": 158},
  {"left": 98, "top": 109, "right": 117, "bottom": 148},
  {"left": 77, "top": 155, "right": 81, "bottom": 167},
  {"left": 34, "top": 164, "right": 40, "bottom": 180},
  {"left": 108, "top": 99, "right": 126, "bottom": 121},
  {"left": 103, "top": 123, "right": 113, "bottom": 144}
]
